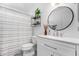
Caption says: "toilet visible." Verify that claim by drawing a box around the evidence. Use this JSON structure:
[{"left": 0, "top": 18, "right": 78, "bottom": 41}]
[{"left": 22, "top": 43, "right": 34, "bottom": 56}]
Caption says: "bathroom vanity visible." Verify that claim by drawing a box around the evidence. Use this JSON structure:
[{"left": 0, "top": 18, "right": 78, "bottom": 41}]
[
  {"left": 37, "top": 35, "right": 79, "bottom": 56},
  {"left": 35, "top": 3, "right": 78, "bottom": 56}
]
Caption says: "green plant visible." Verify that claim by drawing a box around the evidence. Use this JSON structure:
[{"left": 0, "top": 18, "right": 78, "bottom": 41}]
[{"left": 35, "top": 8, "right": 41, "bottom": 18}]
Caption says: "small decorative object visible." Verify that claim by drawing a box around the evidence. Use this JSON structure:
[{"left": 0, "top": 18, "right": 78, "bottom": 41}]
[
  {"left": 44, "top": 24, "right": 48, "bottom": 35},
  {"left": 32, "top": 8, "right": 41, "bottom": 26}
]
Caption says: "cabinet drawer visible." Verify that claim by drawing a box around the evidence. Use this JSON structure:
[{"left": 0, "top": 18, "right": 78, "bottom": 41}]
[
  {"left": 39, "top": 37, "right": 75, "bottom": 49},
  {"left": 38, "top": 38, "right": 75, "bottom": 56}
]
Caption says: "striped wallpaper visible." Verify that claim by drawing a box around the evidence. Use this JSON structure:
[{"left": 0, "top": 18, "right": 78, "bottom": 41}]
[{"left": 0, "top": 6, "right": 32, "bottom": 56}]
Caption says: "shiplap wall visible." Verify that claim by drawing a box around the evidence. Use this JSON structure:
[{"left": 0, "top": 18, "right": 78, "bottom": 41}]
[{"left": 0, "top": 6, "right": 32, "bottom": 56}]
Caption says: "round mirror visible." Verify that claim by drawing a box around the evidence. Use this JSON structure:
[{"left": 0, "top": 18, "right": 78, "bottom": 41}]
[{"left": 48, "top": 6, "right": 74, "bottom": 31}]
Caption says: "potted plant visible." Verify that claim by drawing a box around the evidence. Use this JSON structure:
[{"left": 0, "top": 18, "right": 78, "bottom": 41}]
[
  {"left": 32, "top": 8, "right": 41, "bottom": 25},
  {"left": 32, "top": 8, "right": 41, "bottom": 19},
  {"left": 35, "top": 8, "right": 41, "bottom": 18}
]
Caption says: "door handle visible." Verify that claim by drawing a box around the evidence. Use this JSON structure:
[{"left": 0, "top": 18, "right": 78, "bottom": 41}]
[{"left": 44, "top": 44, "right": 57, "bottom": 50}]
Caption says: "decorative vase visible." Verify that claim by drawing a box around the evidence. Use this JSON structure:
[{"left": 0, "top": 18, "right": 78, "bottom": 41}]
[{"left": 44, "top": 25, "right": 48, "bottom": 35}]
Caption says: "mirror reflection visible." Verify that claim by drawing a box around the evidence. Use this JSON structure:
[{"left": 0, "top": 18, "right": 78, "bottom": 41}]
[{"left": 48, "top": 6, "right": 74, "bottom": 31}]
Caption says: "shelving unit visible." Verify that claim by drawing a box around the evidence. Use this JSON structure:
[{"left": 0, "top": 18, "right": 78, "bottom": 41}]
[{"left": 31, "top": 17, "right": 41, "bottom": 36}]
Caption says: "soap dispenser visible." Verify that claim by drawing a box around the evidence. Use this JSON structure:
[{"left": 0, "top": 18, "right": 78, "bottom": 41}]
[
  {"left": 60, "top": 32, "right": 63, "bottom": 37},
  {"left": 53, "top": 31, "right": 55, "bottom": 36},
  {"left": 56, "top": 31, "right": 59, "bottom": 37}
]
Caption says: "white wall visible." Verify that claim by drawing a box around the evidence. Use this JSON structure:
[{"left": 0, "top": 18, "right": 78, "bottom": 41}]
[
  {"left": 1, "top": 3, "right": 51, "bottom": 36},
  {"left": 0, "top": 3, "right": 50, "bottom": 16},
  {"left": 0, "top": 6, "right": 32, "bottom": 56},
  {"left": 32, "top": 4, "right": 51, "bottom": 36},
  {"left": 0, "top": 3, "right": 51, "bottom": 56},
  {"left": 44, "top": 3, "right": 79, "bottom": 39}
]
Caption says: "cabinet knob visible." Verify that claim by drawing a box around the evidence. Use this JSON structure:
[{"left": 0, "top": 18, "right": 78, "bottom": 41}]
[{"left": 51, "top": 54, "right": 54, "bottom": 56}]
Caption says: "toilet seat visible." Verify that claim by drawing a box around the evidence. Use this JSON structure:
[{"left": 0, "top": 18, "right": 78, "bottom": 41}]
[{"left": 22, "top": 43, "right": 34, "bottom": 50}]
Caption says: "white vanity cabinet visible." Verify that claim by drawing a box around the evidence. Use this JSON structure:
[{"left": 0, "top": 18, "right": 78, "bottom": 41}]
[
  {"left": 37, "top": 41, "right": 51, "bottom": 56},
  {"left": 37, "top": 37, "right": 76, "bottom": 56},
  {"left": 37, "top": 42, "right": 60, "bottom": 56}
]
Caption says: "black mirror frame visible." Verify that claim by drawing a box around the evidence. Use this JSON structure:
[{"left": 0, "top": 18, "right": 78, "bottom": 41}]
[{"left": 47, "top": 6, "right": 74, "bottom": 31}]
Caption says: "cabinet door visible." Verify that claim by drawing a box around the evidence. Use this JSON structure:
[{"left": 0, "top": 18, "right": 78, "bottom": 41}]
[
  {"left": 52, "top": 52, "right": 62, "bottom": 56},
  {"left": 37, "top": 42, "right": 63, "bottom": 56},
  {"left": 37, "top": 42, "right": 52, "bottom": 56},
  {"left": 39, "top": 38, "right": 75, "bottom": 56},
  {"left": 37, "top": 37, "right": 75, "bottom": 56},
  {"left": 77, "top": 45, "right": 79, "bottom": 56}
]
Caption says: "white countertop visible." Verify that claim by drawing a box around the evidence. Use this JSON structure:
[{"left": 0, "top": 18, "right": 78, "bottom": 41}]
[{"left": 37, "top": 35, "right": 79, "bottom": 45}]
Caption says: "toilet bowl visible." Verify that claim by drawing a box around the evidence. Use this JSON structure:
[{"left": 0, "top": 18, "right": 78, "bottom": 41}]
[
  {"left": 22, "top": 43, "right": 34, "bottom": 56},
  {"left": 31, "top": 36, "right": 37, "bottom": 55},
  {"left": 32, "top": 36, "right": 37, "bottom": 44}
]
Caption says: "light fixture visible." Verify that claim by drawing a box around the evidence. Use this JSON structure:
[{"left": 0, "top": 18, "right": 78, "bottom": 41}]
[{"left": 51, "top": 3, "right": 60, "bottom": 6}]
